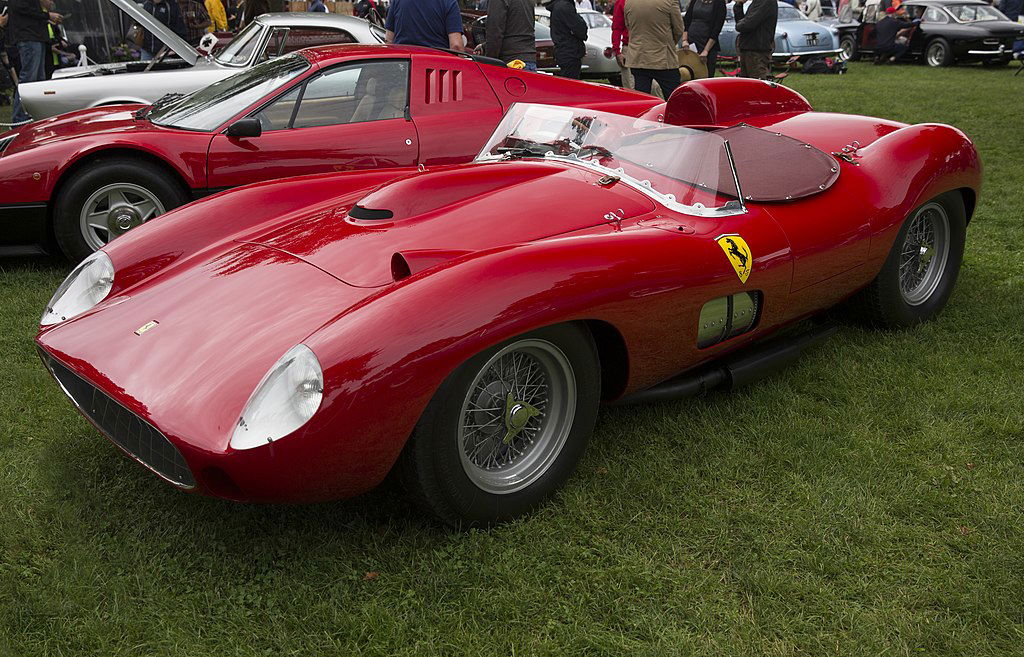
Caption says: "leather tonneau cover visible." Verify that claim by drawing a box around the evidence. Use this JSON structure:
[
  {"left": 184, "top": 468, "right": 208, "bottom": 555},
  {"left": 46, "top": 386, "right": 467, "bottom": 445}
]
[{"left": 717, "top": 124, "right": 840, "bottom": 202}]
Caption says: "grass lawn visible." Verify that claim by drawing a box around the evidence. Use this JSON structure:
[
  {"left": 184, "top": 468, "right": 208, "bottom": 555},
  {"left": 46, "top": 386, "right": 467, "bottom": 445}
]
[{"left": 2, "top": 62, "right": 1023, "bottom": 656}]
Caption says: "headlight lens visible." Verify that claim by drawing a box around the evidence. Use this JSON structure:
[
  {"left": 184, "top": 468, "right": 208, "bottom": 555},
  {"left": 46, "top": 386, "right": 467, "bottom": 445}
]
[
  {"left": 40, "top": 251, "right": 115, "bottom": 326},
  {"left": 230, "top": 344, "right": 324, "bottom": 450}
]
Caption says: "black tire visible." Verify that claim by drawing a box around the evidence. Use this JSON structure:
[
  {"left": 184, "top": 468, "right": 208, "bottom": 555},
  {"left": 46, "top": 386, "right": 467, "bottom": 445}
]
[
  {"left": 840, "top": 33, "right": 860, "bottom": 62},
  {"left": 53, "top": 157, "right": 190, "bottom": 262},
  {"left": 399, "top": 323, "right": 601, "bottom": 528},
  {"left": 925, "top": 37, "right": 953, "bottom": 67},
  {"left": 843, "top": 191, "right": 966, "bottom": 328}
]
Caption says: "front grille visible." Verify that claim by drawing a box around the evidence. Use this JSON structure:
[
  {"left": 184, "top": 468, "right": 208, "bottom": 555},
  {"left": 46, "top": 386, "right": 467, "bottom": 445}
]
[{"left": 41, "top": 351, "right": 196, "bottom": 488}]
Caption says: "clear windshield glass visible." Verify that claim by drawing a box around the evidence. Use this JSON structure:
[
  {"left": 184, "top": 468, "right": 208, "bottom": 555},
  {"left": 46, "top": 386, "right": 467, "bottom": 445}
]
[
  {"left": 778, "top": 6, "right": 807, "bottom": 20},
  {"left": 150, "top": 55, "right": 309, "bottom": 131},
  {"left": 477, "top": 104, "right": 741, "bottom": 212},
  {"left": 215, "top": 21, "right": 264, "bottom": 65},
  {"left": 946, "top": 3, "right": 1007, "bottom": 21}
]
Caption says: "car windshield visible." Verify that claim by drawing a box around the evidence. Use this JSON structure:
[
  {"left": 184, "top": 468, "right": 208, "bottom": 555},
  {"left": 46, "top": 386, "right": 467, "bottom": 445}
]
[
  {"left": 584, "top": 12, "right": 612, "bottom": 28},
  {"left": 149, "top": 55, "right": 309, "bottom": 131},
  {"left": 945, "top": 3, "right": 1006, "bottom": 21},
  {"left": 778, "top": 6, "right": 807, "bottom": 21},
  {"left": 476, "top": 104, "right": 744, "bottom": 214},
  {"left": 215, "top": 21, "right": 264, "bottom": 65}
]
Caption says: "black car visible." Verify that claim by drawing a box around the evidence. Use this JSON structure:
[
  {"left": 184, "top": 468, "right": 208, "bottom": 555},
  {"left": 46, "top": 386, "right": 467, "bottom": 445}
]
[{"left": 837, "top": 0, "right": 1024, "bottom": 66}]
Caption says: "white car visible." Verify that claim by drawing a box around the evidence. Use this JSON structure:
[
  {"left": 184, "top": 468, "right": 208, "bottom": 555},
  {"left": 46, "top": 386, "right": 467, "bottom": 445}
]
[
  {"left": 534, "top": 8, "right": 621, "bottom": 82},
  {"left": 19, "top": 0, "right": 385, "bottom": 120}
]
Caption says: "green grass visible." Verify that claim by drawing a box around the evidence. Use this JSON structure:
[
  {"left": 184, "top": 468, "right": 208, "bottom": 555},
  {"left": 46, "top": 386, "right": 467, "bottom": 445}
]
[{"left": 2, "top": 62, "right": 1024, "bottom": 656}]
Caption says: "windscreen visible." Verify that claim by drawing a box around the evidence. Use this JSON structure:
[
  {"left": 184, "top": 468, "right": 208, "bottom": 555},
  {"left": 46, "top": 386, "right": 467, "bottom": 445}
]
[
  {"left": 477, "top": 104, "right": 740, "bottom": 210},
  {"left": 149, "top": 55, "right": 309, "bottom": 131},
  {"left": 215, "top": 21, "right": 264, "bottom": 65},
  {"left": 778, "top": 5, "right": 807, "bottom": 20}
]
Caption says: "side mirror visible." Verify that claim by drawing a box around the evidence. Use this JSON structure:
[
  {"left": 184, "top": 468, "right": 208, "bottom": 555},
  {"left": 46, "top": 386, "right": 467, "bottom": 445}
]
[{"left": 225, "top": 117, "right": 262, "bottom": 138}]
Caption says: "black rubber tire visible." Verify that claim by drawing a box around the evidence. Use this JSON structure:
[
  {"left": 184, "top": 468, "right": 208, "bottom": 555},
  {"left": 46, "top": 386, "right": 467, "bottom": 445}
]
[
  {"left": 840, "top": 34, "right": 860, "bottom": 62},
  {"left": 842, "top": 191, "right": 966, "bottom": 329},
  {"left": 925, "top": 38, "right": 953, "bottom": 67},
  {"left": 398, "top": 323, "right": 601, "bottom": 528},
  {"left": 53, "top": 157, "right": 190, "bottom": 262}
]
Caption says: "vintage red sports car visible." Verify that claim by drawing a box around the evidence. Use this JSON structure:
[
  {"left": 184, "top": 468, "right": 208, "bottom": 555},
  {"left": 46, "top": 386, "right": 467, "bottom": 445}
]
[
  {"left": 0, "top": 45, "right": 655, "bottom": 261},
  {"left": 36, "top": 79, "right": 981, "bottom": 527}
]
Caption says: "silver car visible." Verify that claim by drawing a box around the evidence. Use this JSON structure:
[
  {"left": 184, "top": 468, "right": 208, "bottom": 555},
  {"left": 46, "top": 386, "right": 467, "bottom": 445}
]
[
  {"left": 534, "top": 8, "right": 622, "bottom": 82},
  {"left": 19, "top": 0, "right": 385, "bottom": 120}
]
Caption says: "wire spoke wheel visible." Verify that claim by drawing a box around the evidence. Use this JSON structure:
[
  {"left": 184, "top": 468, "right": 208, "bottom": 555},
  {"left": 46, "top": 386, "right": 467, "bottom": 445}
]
[
  {"left": 457, "top": 339, "right": 576, "bottom": 495},
  {"left": 79, "top": 182, "right": 166, "bottom": 252},
  {"left": 898, "top": 201, "right": 950, "bottom": 306}
]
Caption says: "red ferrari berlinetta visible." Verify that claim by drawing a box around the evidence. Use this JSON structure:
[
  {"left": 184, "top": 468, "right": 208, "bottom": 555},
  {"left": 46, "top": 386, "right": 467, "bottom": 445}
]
[
  {"left": 0, "top": 45, "right": 656, "bottom": 260},
  {"left": 36, "top": 79, "right": 981, "bottom": 527}
]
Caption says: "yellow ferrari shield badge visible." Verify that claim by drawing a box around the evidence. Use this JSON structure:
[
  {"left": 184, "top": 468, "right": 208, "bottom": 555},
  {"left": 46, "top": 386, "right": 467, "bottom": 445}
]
[{"left": 716, "top": 234, "right": 752, "bottom": 284}]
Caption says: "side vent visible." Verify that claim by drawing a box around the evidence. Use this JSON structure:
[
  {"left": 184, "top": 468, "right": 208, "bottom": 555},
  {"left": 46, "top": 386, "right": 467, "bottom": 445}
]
[
  {"left": 391, "top": 249, "right": 472, "bottom": 282},
  {"left": 697, "top": 291, "right": 762, "bottom": 348},
  {"left": 424, "top": 68, "right": 463, "bottom": 104}
]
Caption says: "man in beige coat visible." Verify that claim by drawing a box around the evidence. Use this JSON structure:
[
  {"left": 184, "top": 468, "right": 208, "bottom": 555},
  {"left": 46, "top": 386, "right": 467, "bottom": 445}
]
[{"left": 624, "top": 0, "right": 685, "bottom": 97}]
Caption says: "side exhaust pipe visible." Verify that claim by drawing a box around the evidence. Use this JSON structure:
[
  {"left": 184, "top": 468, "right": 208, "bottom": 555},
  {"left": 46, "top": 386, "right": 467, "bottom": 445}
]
[{"left": 612, "top": 322, "right": 838, "bottom": 406}]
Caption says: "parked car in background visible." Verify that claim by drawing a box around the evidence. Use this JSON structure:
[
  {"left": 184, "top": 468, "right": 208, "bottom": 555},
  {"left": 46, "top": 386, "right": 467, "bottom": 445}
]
[
  {"left": 719, "top": 2, "right": 843, "bottom": 62},
  {"left": 535, "top": 8, "right": 622, "bottom": 83},
  {"left": 18, "top": 0, "right": 386, "bottom": 120},
  {"left": 0, "top": 46, "right": 657, "bottom": 260},
  {"left": 837, "top": 0, "right": 1024, "bottom": 66},
  {"left": 461, "top": 11, "right": 558, "bottom": 69}
]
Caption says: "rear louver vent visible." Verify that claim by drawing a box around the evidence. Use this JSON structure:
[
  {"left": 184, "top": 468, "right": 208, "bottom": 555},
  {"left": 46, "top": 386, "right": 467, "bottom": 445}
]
[{"left": 424, "top": 68, "right": 463, "bottom": 104}]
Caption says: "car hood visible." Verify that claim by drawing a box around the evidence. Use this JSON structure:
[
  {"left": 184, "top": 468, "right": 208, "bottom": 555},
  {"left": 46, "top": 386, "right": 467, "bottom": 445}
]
[
  {"left": 241, "top": 160, "right": 657, "bottom": 287},
  {"left": 110, "top": 0, "right": 200, "bottom": 65},
  {"left": 37, "top": 244, "right": 371, "bottom": 452},
  {"left": 3, "top": 106, "right": 171, "bottom": 156}
]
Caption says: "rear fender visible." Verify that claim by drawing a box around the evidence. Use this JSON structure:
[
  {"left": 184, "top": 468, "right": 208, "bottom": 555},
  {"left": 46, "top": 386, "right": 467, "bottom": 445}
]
[{"left": 855, "top": 122, "right": 981, "bottom": 263}]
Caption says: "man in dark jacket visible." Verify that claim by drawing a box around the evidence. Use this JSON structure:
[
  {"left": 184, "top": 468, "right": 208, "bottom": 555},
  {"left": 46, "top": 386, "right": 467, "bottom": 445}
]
[
  {"left": 733, "top": 0, "right": 776, "bottom": 79},
  {"left": 141, "top": 0, "right": 187, "bottom": 60},
  {"left": 8, "top": 0, "right": 61, "bottom": 124},
  {"left": 872, "top": 6, "right": 912, "bottom": 63},
  {"left": 544, "top": 0, "right": 587, "bottom": 78},
  {"left": 485, "top": 0, "right": 536, "bottom": 70}
]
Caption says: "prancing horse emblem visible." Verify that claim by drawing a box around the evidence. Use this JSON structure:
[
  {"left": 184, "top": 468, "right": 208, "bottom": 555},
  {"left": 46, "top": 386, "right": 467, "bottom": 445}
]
[{"left": 715, "top": 234, "right": 752, "bottom": 284}]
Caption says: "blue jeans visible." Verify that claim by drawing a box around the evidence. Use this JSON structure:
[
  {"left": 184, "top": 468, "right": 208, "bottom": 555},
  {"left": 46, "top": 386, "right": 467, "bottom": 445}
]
[
  {"left": 524, "top": 61, "right": 537, "bottom": 72},
  {"left": 12, "top": 41, "right": 47, "bottom": 124}
]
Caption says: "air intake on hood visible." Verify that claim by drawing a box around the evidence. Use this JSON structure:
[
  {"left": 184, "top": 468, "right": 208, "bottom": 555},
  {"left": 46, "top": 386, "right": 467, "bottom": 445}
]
[{"left": 348, "top": 204, "right": 393, "bottom": 221}]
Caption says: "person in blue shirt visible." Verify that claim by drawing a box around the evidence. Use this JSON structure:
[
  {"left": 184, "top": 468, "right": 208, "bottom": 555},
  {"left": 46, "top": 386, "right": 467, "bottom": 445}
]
[
  {"left": 309, "top": 0, "right": 328, "bottom": 11},
  {"left": 385, "top": 0, "right": 464, "bottom": 51}
]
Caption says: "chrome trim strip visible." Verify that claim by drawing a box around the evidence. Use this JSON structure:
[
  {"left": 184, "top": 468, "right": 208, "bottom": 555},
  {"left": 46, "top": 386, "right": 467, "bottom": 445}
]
[
  {"left": 967, "top": 48, "right": 1006, "bottom": 55},
  {"left": 772, "top": 48, "right": 844, "bottom": 58}
]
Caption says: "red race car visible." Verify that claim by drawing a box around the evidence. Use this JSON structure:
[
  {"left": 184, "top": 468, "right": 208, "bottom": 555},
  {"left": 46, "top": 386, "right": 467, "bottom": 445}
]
[
  {"left": 36, "top": 80, "right": 981, "bottom": 527},
  {"left": 0, "top": 45, "right": 656, "bottom": 261}
]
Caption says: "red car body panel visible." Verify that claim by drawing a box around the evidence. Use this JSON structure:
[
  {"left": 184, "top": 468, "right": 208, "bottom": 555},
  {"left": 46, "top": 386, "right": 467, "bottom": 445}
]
[
  {"left": 36, "top": 79, "right": 982, "bottom": 503},
  {"left": 0, "top": 45, "right": 657, "bottom": 251}
]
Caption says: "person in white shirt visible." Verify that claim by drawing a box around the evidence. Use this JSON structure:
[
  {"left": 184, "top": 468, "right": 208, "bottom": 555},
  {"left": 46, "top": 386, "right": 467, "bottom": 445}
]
[
  {"left": 576, "top": 0, "right": 595, "bottom": 11},
  {"left": 802, "top": 0, "right": 822, "bottom": 20}
]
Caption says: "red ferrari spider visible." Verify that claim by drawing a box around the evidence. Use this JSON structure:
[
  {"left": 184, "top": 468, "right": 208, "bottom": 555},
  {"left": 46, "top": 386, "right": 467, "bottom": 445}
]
[
  {"left": 0, "top": 45, "right": 655, "bottom": 261},
  {"left": 36, "top": 79, "right": 981, "bottom": 527}
]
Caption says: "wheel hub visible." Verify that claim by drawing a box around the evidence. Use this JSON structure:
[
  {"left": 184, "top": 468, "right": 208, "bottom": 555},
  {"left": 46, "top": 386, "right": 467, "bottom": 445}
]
[{"left": 107, "top": 206, "right": 143, "bottom": 236}]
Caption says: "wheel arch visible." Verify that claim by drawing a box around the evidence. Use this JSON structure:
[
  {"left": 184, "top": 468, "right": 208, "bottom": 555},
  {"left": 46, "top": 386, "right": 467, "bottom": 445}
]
[{"left": 582, "top": 319, "right": 630, "bottom": 401}]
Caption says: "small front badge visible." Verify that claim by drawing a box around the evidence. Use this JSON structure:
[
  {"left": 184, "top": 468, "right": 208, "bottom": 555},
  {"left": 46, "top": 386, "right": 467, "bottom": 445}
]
[
  {"left": 716, "top": 234, "right": 752, "bottom": 284},
  {"left": 134, "top": 320, "right": 159, "bottom": 336}
]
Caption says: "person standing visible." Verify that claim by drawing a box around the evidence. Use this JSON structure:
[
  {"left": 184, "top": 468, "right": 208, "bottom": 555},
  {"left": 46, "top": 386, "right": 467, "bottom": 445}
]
[
  {"left": 801, "top": 0, "right": 821, "bottom": 20},
  {"left": 733, "top": 0, "right": 777, "bottom": 79},
  {"left": 141, "top": 0, "right": 187, "bottom": 59},
  {"left": 682, "top": 0, "right": 726, "bottom": 77},
  {"left": 624, "top": 0, "right": 684, "bottom": 96},
  {"left": 384, "top": 0, "right": 463, "bottom": 51},
  {"left": 610, "top": 0, "right": 634, "bottom": 87},
  {"left": 576, "top": 0, "right": 595, "bottom": 10},
  {"left": 485, "top": 0, "right": 537, "bottom": 70},
  {"left": 545, "top": 0, "right": 587, "bottom": 78},
  {"left": 8, "top": 0, "right": 61, "bottom": 124},
  {"left": 205, "top": 0, "right": 228, "bottom": 30},
  {"left": 309, "top": 0, "right": 328, "bottom": 11}
]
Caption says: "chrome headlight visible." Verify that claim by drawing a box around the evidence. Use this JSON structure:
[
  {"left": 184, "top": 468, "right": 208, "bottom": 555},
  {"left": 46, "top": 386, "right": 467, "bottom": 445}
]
[
  {"left": 40, "top": 251, "right": 115, "bottom": 326},
  {"left": 230, "top": 344, "right": 324, "bottom": 450}
]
